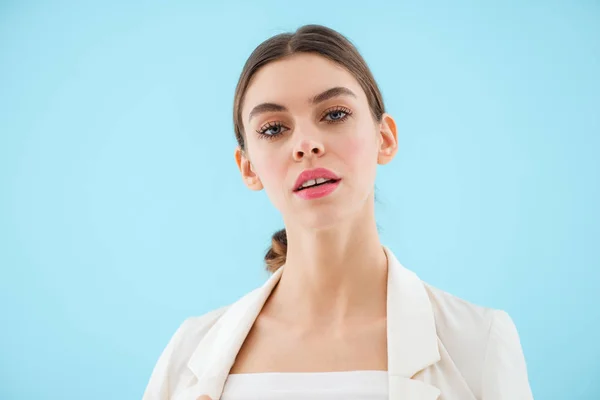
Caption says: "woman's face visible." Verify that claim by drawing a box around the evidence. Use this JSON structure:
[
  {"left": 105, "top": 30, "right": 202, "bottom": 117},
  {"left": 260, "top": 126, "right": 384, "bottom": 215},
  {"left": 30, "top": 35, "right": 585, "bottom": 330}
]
[{"left": 236, "top": 53, "right": 397, "bottom": 230}]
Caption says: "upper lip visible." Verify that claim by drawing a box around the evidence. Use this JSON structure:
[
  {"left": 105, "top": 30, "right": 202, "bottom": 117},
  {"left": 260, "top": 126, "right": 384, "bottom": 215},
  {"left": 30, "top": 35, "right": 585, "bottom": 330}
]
[{"left": 293, "top": 168, "right": 341, "bottom": 191}]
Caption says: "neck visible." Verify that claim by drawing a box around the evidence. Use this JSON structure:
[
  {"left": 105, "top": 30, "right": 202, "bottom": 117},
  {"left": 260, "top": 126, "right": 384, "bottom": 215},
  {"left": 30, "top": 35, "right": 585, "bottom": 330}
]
[{"left": 265, "top": 204, "right": 388, "bottom": 327}]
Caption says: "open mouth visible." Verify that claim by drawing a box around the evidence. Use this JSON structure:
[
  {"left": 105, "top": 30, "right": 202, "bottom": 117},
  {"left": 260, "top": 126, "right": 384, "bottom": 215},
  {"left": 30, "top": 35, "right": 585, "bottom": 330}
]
[{"left": 294, "top": 178, "right": 341, "bottom": 192}]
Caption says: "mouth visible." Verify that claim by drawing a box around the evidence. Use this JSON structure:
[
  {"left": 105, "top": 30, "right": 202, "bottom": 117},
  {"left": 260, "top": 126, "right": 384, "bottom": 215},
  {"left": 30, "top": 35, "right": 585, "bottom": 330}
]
[
  {"left": 293, "top": 177, "right": 342, "bottom": 200},
  {"left": 293, "top": 167, "right": 341, "bottom": 193},
  {"left": 294, "top": 178, "right": 341, "bottom": 192}
]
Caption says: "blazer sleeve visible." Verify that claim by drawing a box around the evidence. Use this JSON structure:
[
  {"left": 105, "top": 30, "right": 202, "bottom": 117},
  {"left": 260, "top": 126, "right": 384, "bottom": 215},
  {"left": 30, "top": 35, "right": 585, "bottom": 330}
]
[
  {"left": 142, "top": 319, "right": 191, "bottom": 400},
  {"left": 481, "top": 310, "right": 534, "bottom": 399}
]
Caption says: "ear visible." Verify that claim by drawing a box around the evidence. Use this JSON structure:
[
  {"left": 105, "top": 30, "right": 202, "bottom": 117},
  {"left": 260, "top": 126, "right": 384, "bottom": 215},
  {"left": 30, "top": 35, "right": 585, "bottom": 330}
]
[
  {"left": 377, "top": 113, "right": 398, "bottom": 165},
  {"left": 234, "top": 146, "right": 263, "bottom": 191}
]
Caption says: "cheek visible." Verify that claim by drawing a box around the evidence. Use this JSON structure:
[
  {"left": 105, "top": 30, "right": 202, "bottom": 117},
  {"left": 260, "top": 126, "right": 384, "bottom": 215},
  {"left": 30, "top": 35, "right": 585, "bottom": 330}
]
[
  {"left": 340, "top": 136, "right": 363, "bottom": 159},
  {"left": 253, "top": 148, "right": 288, "bottom": 190},
  {"left": 338, "top": 131, "right": 379, "bottom": 172}
]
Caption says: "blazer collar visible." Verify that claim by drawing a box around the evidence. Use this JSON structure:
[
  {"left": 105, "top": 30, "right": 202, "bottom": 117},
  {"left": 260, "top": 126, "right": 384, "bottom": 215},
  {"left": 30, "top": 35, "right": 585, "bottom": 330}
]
[{"left": 181, "top": 246, "right": 441, "bottom": 399}]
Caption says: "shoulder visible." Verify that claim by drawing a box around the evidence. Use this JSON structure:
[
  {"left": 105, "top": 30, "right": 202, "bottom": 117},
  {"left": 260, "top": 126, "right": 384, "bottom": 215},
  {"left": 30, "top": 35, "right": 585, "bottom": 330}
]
[
  {"left": 176, "top": 305, "right": 231, "bottom": 347},
  {"left": 423, "top": 282, "right": 532, "bottom": 399},
  {"left": 142, "top": 305, "right": 232, "bottom": 400},
  {"left": 180, "top": 305, "right": 231, "bottom": 340},
  {"left": 424, "top": 282, "right": 495, "bottom": 346},
  {"left": 144, "top": 282, "right": 272, "bottom": 398},
  {"left": 165, "top": 304, "right": 232, "bottom": 369},
  {"left": 423, "top": 281, "right": 524, "bottom": 355}
]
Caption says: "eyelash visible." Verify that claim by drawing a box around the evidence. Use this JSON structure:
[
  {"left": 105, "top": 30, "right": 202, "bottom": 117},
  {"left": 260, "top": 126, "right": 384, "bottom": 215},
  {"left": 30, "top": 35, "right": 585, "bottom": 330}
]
[{"left": 255, "top": 106, "right": 353, "bottom": 140}]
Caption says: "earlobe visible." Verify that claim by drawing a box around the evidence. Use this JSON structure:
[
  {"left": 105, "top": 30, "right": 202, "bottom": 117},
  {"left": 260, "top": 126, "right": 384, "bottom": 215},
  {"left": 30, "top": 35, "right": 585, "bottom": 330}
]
[{"left": 377, "top": 113, "right": 398, "bottom": 165}]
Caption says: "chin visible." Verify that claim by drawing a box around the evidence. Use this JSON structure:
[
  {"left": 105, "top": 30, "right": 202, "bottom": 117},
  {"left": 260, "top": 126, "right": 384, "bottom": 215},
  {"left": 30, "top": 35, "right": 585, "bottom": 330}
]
[{"left": 296, "top": 207, "right": 349, "bottom": 231}]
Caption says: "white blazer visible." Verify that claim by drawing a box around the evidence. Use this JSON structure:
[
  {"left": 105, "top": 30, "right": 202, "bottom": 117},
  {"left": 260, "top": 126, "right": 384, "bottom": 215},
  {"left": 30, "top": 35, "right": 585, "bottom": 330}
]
[{"left": 143, "top": 246, "right": 533, "bottom": 400}]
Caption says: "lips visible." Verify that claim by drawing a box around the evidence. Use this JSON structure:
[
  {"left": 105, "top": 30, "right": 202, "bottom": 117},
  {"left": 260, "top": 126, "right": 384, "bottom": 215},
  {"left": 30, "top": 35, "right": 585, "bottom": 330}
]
[
  {"left": 294, "top": 179, "right": 341, "bottom": 200},
  {"left": 293, "top": 168, "right": 341, "bottom": 192}
]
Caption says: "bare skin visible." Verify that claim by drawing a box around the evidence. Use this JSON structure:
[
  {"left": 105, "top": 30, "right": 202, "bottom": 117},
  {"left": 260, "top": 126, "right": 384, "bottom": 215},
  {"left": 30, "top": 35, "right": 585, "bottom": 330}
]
[{"left": 230, "top": 53, "right": 398, "bottom": 374}]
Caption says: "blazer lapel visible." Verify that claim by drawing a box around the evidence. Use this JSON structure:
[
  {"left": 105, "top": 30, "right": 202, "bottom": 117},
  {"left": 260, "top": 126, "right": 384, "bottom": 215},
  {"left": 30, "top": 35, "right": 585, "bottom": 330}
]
[
  {"left": 177, "top": 268, "right": 284, "bottom": 400},
  {"left": 384, "top": 246, "right": 442, "bottom": 399}
]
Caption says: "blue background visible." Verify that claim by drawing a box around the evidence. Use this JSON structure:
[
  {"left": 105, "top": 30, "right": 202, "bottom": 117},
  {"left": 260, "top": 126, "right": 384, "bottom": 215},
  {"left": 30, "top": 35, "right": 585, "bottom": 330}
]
[{"left": 1, "top": 1, "right": 598, "bottom": 399}]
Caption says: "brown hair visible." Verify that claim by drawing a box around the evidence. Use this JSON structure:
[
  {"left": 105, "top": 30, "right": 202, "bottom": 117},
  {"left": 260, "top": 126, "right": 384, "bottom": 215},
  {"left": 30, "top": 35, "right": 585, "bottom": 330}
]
[{"left": 232, "top": 24, "right": 386, "bottom": 273}]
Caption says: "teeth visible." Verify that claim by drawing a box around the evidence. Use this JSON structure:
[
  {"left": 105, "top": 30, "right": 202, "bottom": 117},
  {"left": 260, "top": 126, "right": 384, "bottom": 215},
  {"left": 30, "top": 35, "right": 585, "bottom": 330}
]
[
  {"left": 301, "top": 179, "right": 317, "bottom": 188},
  {"left": 299, "top": 177, "right": 332, "bottom": 189}
]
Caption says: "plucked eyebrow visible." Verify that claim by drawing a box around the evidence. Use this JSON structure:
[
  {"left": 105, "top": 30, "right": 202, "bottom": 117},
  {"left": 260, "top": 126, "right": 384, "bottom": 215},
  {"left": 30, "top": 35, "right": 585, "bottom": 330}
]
[
  {"left": 311, "top": 86, "right": 357, "bottom": 105},
  {"left": 248, "top": 86, "right": 357, "bottom": 122},
  {"left": 248, "top": 103, "right": 287, "bottom": 122}
]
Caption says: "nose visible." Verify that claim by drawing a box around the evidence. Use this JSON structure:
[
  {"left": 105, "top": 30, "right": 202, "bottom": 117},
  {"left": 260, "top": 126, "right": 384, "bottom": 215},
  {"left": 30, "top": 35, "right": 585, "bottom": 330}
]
[{"left": 292, "top": 138, "right": 325, "bottom": 161}]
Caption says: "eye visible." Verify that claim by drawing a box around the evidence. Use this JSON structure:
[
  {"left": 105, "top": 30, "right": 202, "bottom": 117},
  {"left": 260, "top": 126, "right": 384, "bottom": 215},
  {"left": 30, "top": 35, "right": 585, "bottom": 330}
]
[
  {"left": 322, "top": 106, "right": 352, "bottom": 123},
  {"left": 256, "top": 121, "right": 289, "bottom": 139}
]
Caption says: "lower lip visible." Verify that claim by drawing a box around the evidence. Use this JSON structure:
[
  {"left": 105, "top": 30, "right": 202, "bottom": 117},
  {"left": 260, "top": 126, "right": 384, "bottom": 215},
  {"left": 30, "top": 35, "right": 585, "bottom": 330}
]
[{"left": 294, "top": 180, "right": 341, "bottom": 200}]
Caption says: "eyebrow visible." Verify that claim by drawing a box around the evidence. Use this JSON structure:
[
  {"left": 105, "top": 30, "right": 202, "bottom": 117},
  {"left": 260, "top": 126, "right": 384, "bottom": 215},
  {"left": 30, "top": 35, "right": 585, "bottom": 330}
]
[{"left": 248, "top": 86, "right": 357, "bottom": 122}]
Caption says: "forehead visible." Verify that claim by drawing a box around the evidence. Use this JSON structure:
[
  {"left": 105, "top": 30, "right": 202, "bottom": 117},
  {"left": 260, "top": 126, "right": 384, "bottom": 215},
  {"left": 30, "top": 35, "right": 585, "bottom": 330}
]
[{"left": 241, "top": 53, "right": 366, "bottom": 119}]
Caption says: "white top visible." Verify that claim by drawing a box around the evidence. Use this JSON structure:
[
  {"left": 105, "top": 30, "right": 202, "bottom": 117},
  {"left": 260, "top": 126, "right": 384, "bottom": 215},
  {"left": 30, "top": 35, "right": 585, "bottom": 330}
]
[{"left": 221, "top": 370, "right": 388, "bottom": 400}]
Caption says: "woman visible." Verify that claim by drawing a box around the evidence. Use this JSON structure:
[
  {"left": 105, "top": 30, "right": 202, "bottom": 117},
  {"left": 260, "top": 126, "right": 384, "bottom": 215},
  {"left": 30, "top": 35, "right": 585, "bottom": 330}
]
[{"left": 143, "top": 24, "right": 533, "bottom": 400}]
